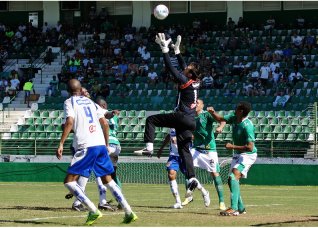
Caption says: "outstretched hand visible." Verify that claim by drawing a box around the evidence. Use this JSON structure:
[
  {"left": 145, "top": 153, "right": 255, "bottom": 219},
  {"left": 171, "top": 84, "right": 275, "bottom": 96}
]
[
  {"left": 155, "top": 33, "right": 171, "bottom": 53},
  {"left": 171, "top": 35, "right": 181, "bottom": 55}
]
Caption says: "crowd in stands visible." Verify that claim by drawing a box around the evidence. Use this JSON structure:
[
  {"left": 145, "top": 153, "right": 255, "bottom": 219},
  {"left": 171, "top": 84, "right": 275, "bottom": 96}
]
[{"left": 1, "top": 12, "right": 318, "bottom": 110}]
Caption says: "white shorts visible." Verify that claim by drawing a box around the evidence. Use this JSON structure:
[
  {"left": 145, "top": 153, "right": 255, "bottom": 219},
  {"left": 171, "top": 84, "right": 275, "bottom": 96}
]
[
  {"left": 190, "top": 148, "right": 220, "bottom": 173},
  {"left": 108, "top": 144, "right": 121, "bottom": 167},
  {"left": 230, "top": 153, "right": 257, "bottom": 178}
]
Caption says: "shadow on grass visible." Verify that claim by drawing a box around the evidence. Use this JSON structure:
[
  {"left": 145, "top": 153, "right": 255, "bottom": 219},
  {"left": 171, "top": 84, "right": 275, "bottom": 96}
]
[
  {"left": 252, "top": 217, "right": 318, "bottom": 226},
  {"left": 0, "top": 219, "right": 55, "bottom": 225},
  {"left": 134, "top": 205, "right": 210, "bottom": 215},
  {"left": 0, "top": 206, "right": 70, "bottom": 212}
]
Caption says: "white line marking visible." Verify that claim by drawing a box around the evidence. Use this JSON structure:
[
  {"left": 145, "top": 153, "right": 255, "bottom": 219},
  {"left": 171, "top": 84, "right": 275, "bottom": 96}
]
[{"left": 14, "top": 204, "right": 283, "bottom": 222}]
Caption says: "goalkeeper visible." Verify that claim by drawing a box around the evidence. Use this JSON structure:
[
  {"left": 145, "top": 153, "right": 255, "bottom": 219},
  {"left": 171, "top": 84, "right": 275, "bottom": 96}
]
[{"left": 135, "top": 33, "right": 201, "bottom": 196}]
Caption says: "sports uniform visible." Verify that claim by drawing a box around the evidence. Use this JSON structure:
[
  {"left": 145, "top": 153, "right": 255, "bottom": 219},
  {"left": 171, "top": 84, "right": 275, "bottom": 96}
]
[{"left": 223, "top": 112, "right": 257, "bottom": 178}]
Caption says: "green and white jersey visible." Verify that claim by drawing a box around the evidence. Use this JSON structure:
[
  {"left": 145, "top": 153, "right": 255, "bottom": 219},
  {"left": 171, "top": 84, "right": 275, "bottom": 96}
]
[
  {"left": 193, "top": 110, "right": 217, "bottom": 152},
  {"left": 223, "top": 112, "right": 257, "bottom": 154},
  {"left": 108, "top": 115, "right": 120, "bottom": 145}
]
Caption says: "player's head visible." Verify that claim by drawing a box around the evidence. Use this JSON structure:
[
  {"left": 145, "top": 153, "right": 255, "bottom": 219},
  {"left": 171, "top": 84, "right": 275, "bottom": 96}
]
[
  {"left": 184, "top": 62, "right": 200, "bottom": 80},
  {"left": 96, "top": 97, "right": 108, "bottom": 110},
  {"left": 235, "top": 101, "right": 252, "bottom": 118},
  {"left": 196, "top": 99, "right": 204, "bottom": 113},
  {"left": 81, "top": 87, "right": 90, "bottom": 98},
  {"left": 67, "top": 79, "right": 81, "bottom": 95}
]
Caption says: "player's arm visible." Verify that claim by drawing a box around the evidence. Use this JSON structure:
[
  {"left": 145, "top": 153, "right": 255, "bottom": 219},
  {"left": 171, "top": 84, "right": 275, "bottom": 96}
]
[
  {"left": 225, "top": 141, "right": 254, "bottom": 152},
  {"left": 104, "top": 109, "right": 120, "bottom": 119},
  {"left": 57, "top": 116, "right": 73, "bottom": 160},
  {"left": 207, "top": 106, "right": 226, "bottom": 122},
  {"left": 99, "top": 117, "right": 110, "bottom": 147},
  {"left": 216, "top": 121, "right": 226, "bottom": 133},
  {"left": 157, "top": 134, "right": 170, "bottom": 158}
]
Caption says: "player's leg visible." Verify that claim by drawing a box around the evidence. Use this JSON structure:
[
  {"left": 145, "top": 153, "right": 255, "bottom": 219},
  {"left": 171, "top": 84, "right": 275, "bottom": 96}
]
[
  {"left": 95, "top": 145, "right": 137, "bottom": 223},
  {"left": 72, "top": 175, "right": 89, "bottom": 211},
  {"left": 134, "top": 113, "right": 180, "bottom": 156},
  {"left": 109, "top": 144, "right": 123, "bottom": 209},
  {"left": 66, "top": 147, "right": 103, "bottom": 225},
  {"left": 220, "top": 168, "right": 241, "bottom": 216},
  {"left": 166, "top": 156, "right": 182, "bottom": 209},
  {"left": 95, "top": 176, "right": 115, "bottom": 211},
  {"left": 211, "top": 172, "right": 226, "bottom": 210}
]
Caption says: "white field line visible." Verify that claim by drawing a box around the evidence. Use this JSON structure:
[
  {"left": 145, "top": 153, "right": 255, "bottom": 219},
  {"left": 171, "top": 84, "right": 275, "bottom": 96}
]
[{"left": 15, "top": 204, "right": 283, "bottom": 222}]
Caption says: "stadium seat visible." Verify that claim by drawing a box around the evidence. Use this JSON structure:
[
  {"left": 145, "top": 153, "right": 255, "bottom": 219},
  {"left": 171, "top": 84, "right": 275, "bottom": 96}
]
[
  {"left": 286, "top": 133, "right": 296, "bottom": 141},
  {"left": 270, "top": 117, "right": 279, "bottom": 125}
]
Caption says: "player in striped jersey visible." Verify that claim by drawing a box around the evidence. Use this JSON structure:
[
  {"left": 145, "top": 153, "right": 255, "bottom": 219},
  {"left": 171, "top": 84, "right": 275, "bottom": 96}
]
[
  {"left": 57, "top": 79, "right": 137, "bottom": 225},
  {"left": 157, "top": 128, "right": 210, "bottom": 209},
  {"left": 208, "top": 101, "right": 257, "bottom": 216}
]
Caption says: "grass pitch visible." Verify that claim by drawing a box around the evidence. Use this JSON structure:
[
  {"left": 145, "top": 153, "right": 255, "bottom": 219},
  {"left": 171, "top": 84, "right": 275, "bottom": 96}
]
[{"left": 0, "top": 183, "right": 317, "bottom": 226}]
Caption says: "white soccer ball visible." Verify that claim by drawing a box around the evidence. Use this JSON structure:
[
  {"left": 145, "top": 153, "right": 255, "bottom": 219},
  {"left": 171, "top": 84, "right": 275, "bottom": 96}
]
[{"left": 154, "top": 4, "right": 169, "bottom": 20}]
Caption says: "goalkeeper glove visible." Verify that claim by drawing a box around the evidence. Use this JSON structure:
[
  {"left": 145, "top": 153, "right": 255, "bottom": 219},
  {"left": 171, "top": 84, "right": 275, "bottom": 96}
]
[
  {"left": 171, "top": 35, "right": 181, "bottom": 55},
  {"left": 155, "top": 33, "right": 171, "bottom": 53}
]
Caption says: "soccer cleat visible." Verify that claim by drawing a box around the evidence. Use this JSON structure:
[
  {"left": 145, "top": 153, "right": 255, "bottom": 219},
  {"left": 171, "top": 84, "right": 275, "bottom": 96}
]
[
  {"left": 133, "top": 148, "right": 153, "bottom": 157},
  {"left": 219, "top": 202, "right": 226, "bottom": 211},
  {"left": 181, "top": 197, "right": 193, "bottom": 206},
  {"left": 220, "top": 208, "right": 239, "bottom": 216},
  {"left": 185, "top": 179, "right": 198, "bottom": 198},
  {"left": 239, "top": 208, "right": 246, "bottom": 214},
  {"left": 85, "top": 210, "right": 103, "bottom": 225},
  {"left": 65, "top": 192, "right": 73, "bottom": 199},
  {"left": 122, "top": 212, "right": 138, "bottom": 224},
  {"left": 98, "top": 203, "right": 116, "bottom": 211},
  {"left": 172, "top": 203, "right": 183, "bottom": 209},
  {"left": 202, "top": 191, "right": 210, "bottom": 207},
  {"left": 72, "top": 203, "right": 87, "bottom": 212}
]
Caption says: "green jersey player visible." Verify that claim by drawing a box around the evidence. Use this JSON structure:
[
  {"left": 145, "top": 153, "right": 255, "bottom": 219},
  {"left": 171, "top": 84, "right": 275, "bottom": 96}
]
[
  {"left": 208, "top": 101, "right": 257, "bottom": 216},
  {"left": 182, "top": 99, "right": 226, "bottom": 210}
]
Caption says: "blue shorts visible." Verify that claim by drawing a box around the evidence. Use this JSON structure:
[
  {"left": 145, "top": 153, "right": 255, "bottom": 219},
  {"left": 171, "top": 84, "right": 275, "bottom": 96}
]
[
  {"left": 166, "top": 155, "right": 185, "bottom": 174},
  {"left": 68, "top": 145, "right": 114, "bottom": 178}
]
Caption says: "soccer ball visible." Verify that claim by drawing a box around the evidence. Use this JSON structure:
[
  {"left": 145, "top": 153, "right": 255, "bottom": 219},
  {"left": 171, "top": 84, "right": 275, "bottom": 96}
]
[{"left": 154, "top": 4, "right": 169, "bottom": 20}]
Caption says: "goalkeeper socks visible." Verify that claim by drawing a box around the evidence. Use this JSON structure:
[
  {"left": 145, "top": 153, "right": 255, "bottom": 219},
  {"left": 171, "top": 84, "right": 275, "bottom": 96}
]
[
  {"left": 213, "top": 175, "right": 225, "bottom": 203},
  {"left": 190, "top": 178, "right": 207, "bottom": 195},
  {"left": 107, "top": 180, "right": 132, "bottom": 214},
  {"left": 229, "top": 176, "right": 240, "bottom": 210},
  {"left": 169, "top": 180, "right": 181, "bottom": 204},
  {"left": 65, "top": 181, "right": 97, "bottom": 212},
  {"left": 146, "top": 142, "right": 153, "bottom": 151},
  {"left": 96, "top": 177, "right": 107, "bottom": 205}
]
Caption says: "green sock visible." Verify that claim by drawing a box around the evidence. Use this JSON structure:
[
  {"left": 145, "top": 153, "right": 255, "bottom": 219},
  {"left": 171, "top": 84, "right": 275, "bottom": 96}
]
[
  {"left": 229, "top": 174, "right": 240, "bottom": 210},
  {"left": 115, "top": 176, "right": 122, "bottom": 189},
  {"left": 238, "top": 196, "right": 245, "bottom": 211},
  {"left": 213, "top": 175, "right": 225, "bottom": 203}
]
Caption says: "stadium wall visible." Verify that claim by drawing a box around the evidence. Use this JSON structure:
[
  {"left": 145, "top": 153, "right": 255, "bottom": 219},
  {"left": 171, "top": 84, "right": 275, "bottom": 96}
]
[
  {"left": 0, "top": 163, "right": 317, "bottom": 186},
  {"left": 0, "top": 11, "right": 43, "bottom": 27}
]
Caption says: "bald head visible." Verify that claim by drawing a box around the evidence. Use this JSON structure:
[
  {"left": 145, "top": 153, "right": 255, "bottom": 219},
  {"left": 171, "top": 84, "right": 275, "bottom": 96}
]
[
  {"left": 68, "top": 79, "right": 82, "bottom": 95},
  {"left": 96, "top": 97, "right": 107, "bottom": 110}
]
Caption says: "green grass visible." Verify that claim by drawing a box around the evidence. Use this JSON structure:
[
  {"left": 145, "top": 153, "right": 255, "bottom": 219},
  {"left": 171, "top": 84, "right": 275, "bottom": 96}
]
[{"left": 0, "top": 183, "right": 317, "bottom": 226}]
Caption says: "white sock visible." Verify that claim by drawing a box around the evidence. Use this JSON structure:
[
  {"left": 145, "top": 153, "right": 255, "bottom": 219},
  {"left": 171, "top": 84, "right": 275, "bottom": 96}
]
[
  {"left": 146, "top": 142, "right": 153, "bottom": 151},
  {"left": 73, "top": 176, "right": 88, "bottom": 206},
  {"left": 65, "top": 181, "right": 97, "bottom": 212},
  {"left": 96, "top": 177, "right": 107, "bottom": 205},
  {"left": 169, "top": 180, "right": 181, "bottom": 204},
  {"left": 189, "top": 178, "right": 207, "bottom": 195},
  {"left": 107, "top": 180, "right": 132, "bottom": 214}
]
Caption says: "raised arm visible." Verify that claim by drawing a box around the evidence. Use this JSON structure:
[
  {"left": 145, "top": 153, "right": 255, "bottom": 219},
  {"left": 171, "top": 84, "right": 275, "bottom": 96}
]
[{"left": 207, "top": 106, "right": 225, "bottom": 122}]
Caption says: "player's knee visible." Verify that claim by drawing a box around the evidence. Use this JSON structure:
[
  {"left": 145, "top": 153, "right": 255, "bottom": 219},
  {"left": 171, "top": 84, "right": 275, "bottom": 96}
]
[{"left": 168, "top": 170, "right": 177, "bottom": 180}]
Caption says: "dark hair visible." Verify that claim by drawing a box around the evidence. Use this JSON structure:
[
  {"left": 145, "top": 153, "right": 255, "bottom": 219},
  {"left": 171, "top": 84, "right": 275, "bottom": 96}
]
[
  {"left": 237, "top": 101, "right": 252, "bottom": 117},
  {"left": 188, "top": 62, "right": 200, "bottom": 79}
]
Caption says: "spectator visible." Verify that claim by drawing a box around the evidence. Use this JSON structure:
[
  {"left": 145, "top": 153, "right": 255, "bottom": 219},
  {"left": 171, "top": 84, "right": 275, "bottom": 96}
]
[
  {"left": 283, "top": 44, "right": 293, "bottom": 62},
  {"left": 248, "top": 67, "right": 260, "bottom": 83},
  {"left": 273, "top": 91, "right": 290, "bottom": 108},
  {"left": 272, "top": 68, "right": 283, "bottom": 85},
  {"left": 291, "top": 32, "right": 303, "bottom": 49},
  {"left": 0, "top": 77, "right": 8, "bottom": 92},
  {"left": 138, "top": 60, "right": 149, "bottom": 77},
  {"left": 147, "top": 67, "right": 158, "bottom": 85},
  {"left": 270, "top": 60, "right": 280, "bottom": 73},
  {"left": 141, "top": 47, "right": 151, "bottom": 62},
  {"left": 264, "top": 15, "right": 275, "bottom": 30},
  {"left": 288, "top": 68, "right": 305, "bottom": 85},
  {"left": 263, "top": 46, "right": 272, "bottom": 61},
  {"left": 224, "top": 79, "right": 237, "bottom": 96},
  {"left": 237, "top": 17, "right": 245, "bottom": 28},
  {"left": 259, "top": 63, "right": 270, "bottom": 87},
  {"left": 242, "top": 80, "right": 253, "bottom": 96},
  {"left": 293, "top": 53, "right": 306, "bottom": 69},
  {"left": 218, "top": 34, "right": 228, "bottom": 51},
  {"left": 23, "top": 79, "right": 36, "bottom": 108},
  {"left": 44, "top": 48, "right": 54, "bottom": 64},
  {"left": 10, "top": 74, "right": 20, "bottom": 93},
  {"left": 253, "top": 79, "right": 266, "bottom": 96},
  {"left": 46, "top": 75, "right": 58, "bottom": 96},
  {"left": 296, "top": 15, "right": 305, "bottom": 28},
  {"left": 304, "top": 32, "right": 315, "bottom": 51},
  {"left": 273, "top": 45, "right": 284, "bottom": 61},
  {"left": 227, "top": 17, "right": 235, "bottom": 30},
  {"left": 201, "top": 72, "right": 214, "bottom": 89}
]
